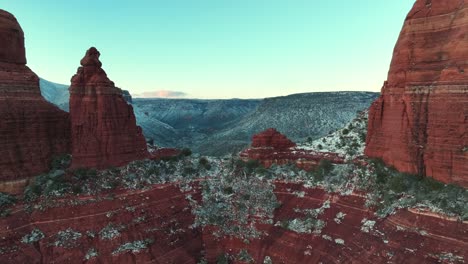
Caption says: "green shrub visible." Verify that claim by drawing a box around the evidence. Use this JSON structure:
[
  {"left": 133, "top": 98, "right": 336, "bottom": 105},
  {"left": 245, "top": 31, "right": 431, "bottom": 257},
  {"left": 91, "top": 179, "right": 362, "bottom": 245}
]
[
  {"left": 0, "top": 192, "right": 16, "bottom": 217},
  {"left": 50, "top": 154, "right": 71, "bottom": 170},
  {"left": 53, "top": 228, "right": 82, "bottom": 248},
  {"left": 342, "top": 129, "right": 350, "bottom": 135},
  {"left": 246, "top": 159, "right": 260, "bottom": 169},
  {"left": 420, "top": 177, "right": 445, "bottom": 192},
  {"left": 235, "top": 159, "right": 261, "bottom": 175},
  {"left": 317, "top": 159, "right": 333, "bottom": 174},
  {"left": 24, "top": 170, "right": 72, "bottom": 200},
  {"left": 180, "top": 148, "right": 192, "bottom": 157},
  {"left": 359, "top": 132, "right": 367, "bottom": 142},
  {"left": 24, "top": 183, "right": 42, "bottom": 202},
  {"left": 223, "top": 186, "right": 234, "bottom": 195},
  {"left": 263, "top": 256, "right": 273, "bottom": 264},
  {"left": 183, "top": 166, "right": 197, "bottom": 176},
  {"left": 144, "top": 166, "right": 160, "bottom": 177},
  {"left": 21, "top": 228, "right": 45, "bottom": 244},
  {"left": 386, "top": 173, "right": 408, "bottom": 193},
  {"left": 255, "top": 166, "right": 268, "bottom": 175},
  {"left": 193, "top": 158, "right": 278, "bottom": 239},
  {"left": 235, "top": 159, "right": 246, "bottom": 168},
  {"left": 314, "top": 170, "right": 325, "bottom": 182},
  {"left": 365, "top": 158, "right": 468, "bottom": 219},
  {"left": 72, "top": 168, "right": 97, "bottom": 181},
  {"left": 112, "top": 239, "right": 153, "bottom": 255},
  {"left": 161, "top": 155, "right": 179, "bottom": 162},
  {"left": 237, "top": 249, "right": 253, "bottom": 263},
  {"left": 370, "top": 159, "right": 389, "bottom": 185},
  {"left": 72, "top": 185, "right": 83, "bottom": 194},
  {"left": 350, "top": 142, "right": 360, "bottom": 149},
  {"left": 199, "top": 157, "right": 211, "bottom": 170},
  {"left": 0, "top": 192, "right": 16, "bottom": 208},
  {"left": 217, "top": 253, "right": 230, "bottom": 264},
  {"left": 0, "top": 208, "right": 12, "bottom": 217}
]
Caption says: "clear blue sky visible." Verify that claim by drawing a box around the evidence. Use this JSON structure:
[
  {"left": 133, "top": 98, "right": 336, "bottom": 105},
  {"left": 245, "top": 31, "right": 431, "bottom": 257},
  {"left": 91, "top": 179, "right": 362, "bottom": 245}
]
[{"left": 3, "top": 1, "right": 414, "bottom": 99}]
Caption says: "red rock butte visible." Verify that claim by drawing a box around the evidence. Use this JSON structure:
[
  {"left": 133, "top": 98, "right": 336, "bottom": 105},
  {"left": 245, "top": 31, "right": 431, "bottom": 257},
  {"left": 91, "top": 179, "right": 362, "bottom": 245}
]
[
  {"left": 0, "top": 10, "right": 26, "bottom": 64},
  {"left": 69, "top": 47, "right": 148, "bottom": 169},
  {"left": 242, "top": 129, "right": 345, "bottom": 170},
  {"left": 0, "top": 9, "right": 70, "bottom": 190},
  {"left": 366, "top": 0, "right": 468, "bottom": 187},
  {"left": 251, "top": 128, "right": 296, "bottom": 149}
]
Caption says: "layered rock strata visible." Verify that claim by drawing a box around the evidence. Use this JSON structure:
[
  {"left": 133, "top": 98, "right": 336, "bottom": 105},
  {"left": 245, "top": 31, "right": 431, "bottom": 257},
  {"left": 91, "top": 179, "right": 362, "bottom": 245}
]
[
  {"left": 0, "top": 182, "right": 465, "bottom": 263},
  {"left": 0, "top": 184, "right": 203, "bottom": 263},
  {"left": 0, "top": 10, "right": 70, "bottom": 186},
  {"left": 69, "top": 47, "right": 148, "bottom": 169},
  {"left": 241, "top": 129, "right": 345, "bottom": 170},
  {"left": 365, "top": 0, "right": 468, "bottom": 186},
  {"left": 251, "top": 128, "right": 296, "bottom": 149},
  {"left": 204, "top": 182, "right": 468, "bottom": 263}
]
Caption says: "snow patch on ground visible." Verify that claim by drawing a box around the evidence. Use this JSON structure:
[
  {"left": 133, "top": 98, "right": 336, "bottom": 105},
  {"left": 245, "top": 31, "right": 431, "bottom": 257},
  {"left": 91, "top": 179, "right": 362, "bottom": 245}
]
[{"left": 299, "top": 110, "right": 368, "bottom": 160}]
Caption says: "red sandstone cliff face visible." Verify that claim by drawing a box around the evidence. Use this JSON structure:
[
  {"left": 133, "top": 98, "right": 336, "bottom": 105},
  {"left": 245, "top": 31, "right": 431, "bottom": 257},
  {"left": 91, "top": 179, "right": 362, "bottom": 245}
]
[
  {"left": 69, "top": 48, "right": 148, "bottom": 169},
  {"left": 0, "top": 10, "right": 25, "bottom": 65},
  {"left": 366, "top": 0, "right": 468, "bottom": 187},
  {"left": 0, "top": 10, "right": 70, "bottom": 187}
]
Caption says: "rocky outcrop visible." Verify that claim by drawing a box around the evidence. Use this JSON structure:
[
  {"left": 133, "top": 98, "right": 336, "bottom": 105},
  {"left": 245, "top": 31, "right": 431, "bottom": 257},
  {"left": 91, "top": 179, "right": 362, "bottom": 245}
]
[
  {"left": 365, "top": 0, "right": 468, "bottom": 187},
  {"left": 0, "top": 184, "right": 203, "bottom": 263},
  {"left": 241, "top": 147, "right": 345, "bottom": 171},
  {"left": 122, "top": 90, "right": 132, "bottom": 104},
  {"left": 251, "top": 128, "right": 296, "bottom": 149},
  {"left": 149, "top": 147, "right": 181, "bottom": 160},
  {"left": 241, "top": 129, "right": 344, "bottom": 170},
  {"left": 0, "top": 10, "right": 26, "bottom": 65},
  {"left": 0, "top": 10, "right": 70, "bottom": 187},
  {"left": 69, "top": 47, "right": 148, "bottom": 169},
  {"left": 1, "top": 182, "right": 465, "bottom": 263},
  {"left": 204, "top": 182, "right": 468, "bottom": 264}
]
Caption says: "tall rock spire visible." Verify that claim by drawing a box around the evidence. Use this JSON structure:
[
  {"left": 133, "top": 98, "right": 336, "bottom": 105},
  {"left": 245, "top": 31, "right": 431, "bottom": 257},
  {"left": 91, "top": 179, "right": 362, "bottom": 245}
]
[{"left": 69, "top": 47, "right": 148, "bottom": 169}]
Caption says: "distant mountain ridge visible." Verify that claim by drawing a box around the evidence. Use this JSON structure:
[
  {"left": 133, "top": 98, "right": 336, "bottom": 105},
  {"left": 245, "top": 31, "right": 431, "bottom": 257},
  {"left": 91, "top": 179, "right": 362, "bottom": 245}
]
[
  {"left": 39, "top": 78, "right": 134, "bottom": 112},
  {"left": 195, "top": 92, "right": 379, "bottom": 155},
  {"left": 38, "top": 79, "right": 378, "bottom": 156},
  {"left": 39, "top": 78, "right": 70, "bottom": 111},
  {"left": 133, "top": 98, "right": 262, "bottom": 148}
]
